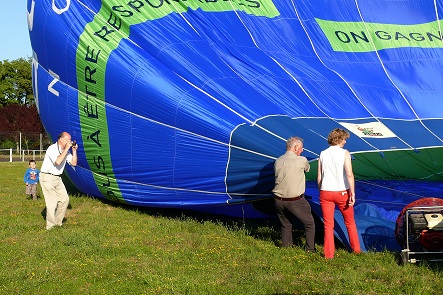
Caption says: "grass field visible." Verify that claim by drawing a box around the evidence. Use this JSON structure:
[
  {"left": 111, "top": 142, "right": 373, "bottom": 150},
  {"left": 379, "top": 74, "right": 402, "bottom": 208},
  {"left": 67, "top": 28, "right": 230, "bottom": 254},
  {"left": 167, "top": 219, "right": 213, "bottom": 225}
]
[{"left": 0, "top": 161, "right": 442, "bottom": 294}]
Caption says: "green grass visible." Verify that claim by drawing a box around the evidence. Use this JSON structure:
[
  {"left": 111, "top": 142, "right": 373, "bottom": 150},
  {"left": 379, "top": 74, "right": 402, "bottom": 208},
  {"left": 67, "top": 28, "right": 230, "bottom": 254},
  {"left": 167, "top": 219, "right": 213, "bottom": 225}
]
[{"left": 0, "top": 162, "right": 442, "bottom": 294}]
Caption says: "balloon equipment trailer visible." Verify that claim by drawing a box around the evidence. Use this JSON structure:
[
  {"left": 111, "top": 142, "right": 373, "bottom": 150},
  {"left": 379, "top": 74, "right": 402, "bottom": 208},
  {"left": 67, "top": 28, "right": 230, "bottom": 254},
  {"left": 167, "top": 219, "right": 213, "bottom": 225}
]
[{"left": 400, "top": 206, "right": 443, "bottom": 264}]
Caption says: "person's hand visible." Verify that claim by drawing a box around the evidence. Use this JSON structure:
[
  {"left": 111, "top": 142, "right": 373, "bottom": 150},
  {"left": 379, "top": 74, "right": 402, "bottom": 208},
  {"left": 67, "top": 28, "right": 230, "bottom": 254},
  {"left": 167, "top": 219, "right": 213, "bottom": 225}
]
[
  {"left": 348, "top": 193, "right": 356, "bottom": 206},
  {"left": 67, "top": 140, "right": 78, "bottom": 151}
]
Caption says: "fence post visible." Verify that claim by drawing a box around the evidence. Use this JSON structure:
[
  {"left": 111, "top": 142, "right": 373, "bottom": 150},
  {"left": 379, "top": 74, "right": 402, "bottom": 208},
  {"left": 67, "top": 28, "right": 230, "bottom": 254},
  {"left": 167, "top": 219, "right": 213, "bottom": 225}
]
[{"left": 9, "top": 148, "right": 12, "bottom": 162}]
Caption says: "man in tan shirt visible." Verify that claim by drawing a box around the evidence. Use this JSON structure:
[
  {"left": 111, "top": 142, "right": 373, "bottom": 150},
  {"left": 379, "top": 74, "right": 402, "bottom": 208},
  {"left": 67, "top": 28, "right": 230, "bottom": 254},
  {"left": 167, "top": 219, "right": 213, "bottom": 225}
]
[{"left": 273, "top": 136, "right": 316, "bottom": 252}]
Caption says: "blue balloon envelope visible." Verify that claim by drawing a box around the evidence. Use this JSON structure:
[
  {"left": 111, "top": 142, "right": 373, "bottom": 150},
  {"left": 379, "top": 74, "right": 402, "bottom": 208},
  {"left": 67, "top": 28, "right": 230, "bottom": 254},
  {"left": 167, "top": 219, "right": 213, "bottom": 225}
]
[{"left": 28, "top": 0, "right": 443, "bottom": 251}]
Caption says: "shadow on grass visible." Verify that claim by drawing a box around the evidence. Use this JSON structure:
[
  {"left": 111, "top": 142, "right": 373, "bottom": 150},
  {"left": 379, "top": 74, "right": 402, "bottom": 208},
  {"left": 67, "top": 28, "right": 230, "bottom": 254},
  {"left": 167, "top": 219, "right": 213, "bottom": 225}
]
[
  {"left": 45, "top": 175, "right": 443, "bottom": 271},
  {"left": 76, "top": 196, "right": 333, "bottom": 251},
  {"left": 62, "top": 174, "right": 345, "bottom": 252}
]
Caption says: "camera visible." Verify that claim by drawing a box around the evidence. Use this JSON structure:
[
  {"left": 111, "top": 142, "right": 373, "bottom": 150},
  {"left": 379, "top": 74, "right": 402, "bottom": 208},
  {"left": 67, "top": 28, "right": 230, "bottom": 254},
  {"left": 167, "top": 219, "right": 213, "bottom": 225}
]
[{"left": 71, "top": 140, "right": 77, "bottom": 146}]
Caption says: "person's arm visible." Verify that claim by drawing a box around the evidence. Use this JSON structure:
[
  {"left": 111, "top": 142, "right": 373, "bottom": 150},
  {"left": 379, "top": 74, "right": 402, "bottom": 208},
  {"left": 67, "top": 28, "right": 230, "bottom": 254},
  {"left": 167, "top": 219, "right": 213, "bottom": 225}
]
[
  {"left": 317, "top": 158, "right": 322, "bottom": 190},
  {"left": 55, "top": 148, "right": 70, "bottom": 166},
  {"left": 344, "top": 150, "right": 355, "bottom": 206},
  {"left": 55, "top": 141, "right": 78, "bottom": 166},
  {"left": 24, "top": 169, "right": 29, "bottom": 184},
  {"left": 304, "top": 157, "right": 310, "bottom": 173}
]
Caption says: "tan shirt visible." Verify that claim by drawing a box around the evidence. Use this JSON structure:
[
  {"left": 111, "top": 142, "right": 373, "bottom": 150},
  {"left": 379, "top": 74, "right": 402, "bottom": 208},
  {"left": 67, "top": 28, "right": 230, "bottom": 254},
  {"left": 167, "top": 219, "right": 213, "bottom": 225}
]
[{"left": 272, "top": 151, "right": 310, "bottom": 198}]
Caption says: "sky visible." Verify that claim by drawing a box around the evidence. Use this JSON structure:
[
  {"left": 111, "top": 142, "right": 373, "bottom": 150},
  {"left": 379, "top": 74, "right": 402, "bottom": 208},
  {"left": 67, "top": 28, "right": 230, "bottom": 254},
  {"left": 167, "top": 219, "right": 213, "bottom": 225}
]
[{"left": 0, "top": 2, "right": 32, "bottom": 61}]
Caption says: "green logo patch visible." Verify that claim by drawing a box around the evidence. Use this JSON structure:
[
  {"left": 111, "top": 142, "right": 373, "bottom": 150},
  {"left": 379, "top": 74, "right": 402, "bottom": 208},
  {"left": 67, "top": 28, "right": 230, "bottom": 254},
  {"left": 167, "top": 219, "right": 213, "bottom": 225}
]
[{"left": 316, "top": 18, "right": 443, "bottom": 52}]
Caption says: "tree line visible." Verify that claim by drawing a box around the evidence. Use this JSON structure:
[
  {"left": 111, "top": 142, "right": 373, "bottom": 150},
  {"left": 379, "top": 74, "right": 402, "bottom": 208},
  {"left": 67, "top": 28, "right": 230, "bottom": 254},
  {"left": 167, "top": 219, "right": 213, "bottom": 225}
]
[{"left": 0, "top": 58, "right": 46, "bottom": 149}]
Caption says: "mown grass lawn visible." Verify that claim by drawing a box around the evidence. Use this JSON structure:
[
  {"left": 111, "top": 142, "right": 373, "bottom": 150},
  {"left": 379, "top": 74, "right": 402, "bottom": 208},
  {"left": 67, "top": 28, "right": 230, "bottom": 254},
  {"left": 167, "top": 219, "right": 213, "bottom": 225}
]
[{"left": 0, "top": 161, "right": 442, "bottom": 294}]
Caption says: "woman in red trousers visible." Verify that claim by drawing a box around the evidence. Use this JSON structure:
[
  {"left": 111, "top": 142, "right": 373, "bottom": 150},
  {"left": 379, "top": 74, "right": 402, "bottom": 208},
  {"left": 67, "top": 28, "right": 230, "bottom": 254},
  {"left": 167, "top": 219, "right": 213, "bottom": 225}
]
[{"left": 317, "top": 128, "right": 361, "bottom": 259}]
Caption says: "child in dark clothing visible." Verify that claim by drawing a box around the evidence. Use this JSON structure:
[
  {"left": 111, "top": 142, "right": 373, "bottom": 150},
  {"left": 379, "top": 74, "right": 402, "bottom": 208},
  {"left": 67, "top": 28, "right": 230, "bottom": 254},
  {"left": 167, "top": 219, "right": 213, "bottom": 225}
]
[{"left": 24, "top": 160, "right": 40, "bottom": 200}]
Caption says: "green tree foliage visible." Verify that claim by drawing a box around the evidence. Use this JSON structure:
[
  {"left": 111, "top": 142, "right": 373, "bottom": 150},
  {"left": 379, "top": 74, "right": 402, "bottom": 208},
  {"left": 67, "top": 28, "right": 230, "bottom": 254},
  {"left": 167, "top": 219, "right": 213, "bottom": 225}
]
[
  {"left": 0, "top": 57, "right": 33, "bottom": 106},
  {"left": 0, "top": 57, "right": 42, "bottom": 132},
  {"left": 0, "top": 58, "right": 46, "bottom": 149},
  {"left": 0, "top": 57, "right": 41, "bottom": 132}
]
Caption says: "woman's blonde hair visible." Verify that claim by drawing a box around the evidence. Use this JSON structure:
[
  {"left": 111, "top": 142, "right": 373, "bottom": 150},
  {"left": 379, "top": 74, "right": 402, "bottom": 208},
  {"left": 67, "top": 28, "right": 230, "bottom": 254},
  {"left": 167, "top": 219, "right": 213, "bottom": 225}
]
[{"left": 327, "top": 128, "right": 350, "bottom": 146}]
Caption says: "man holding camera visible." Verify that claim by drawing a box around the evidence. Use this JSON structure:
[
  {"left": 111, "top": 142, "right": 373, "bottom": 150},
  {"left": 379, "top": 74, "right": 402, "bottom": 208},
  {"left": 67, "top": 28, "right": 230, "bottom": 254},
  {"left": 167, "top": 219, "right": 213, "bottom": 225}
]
[{"left": 40, "top": 132, "right": 78, "bottom": 230}]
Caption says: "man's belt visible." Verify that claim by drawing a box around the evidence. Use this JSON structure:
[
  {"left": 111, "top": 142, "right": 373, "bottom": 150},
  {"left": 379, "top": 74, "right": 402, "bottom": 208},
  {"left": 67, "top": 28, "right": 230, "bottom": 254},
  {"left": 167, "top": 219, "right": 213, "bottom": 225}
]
[
  {"left": 41, "top": 172, "right": 60, "bottom": 176},
  {"left": 274, "top": 194, "right": 304, "bottom": 201}
]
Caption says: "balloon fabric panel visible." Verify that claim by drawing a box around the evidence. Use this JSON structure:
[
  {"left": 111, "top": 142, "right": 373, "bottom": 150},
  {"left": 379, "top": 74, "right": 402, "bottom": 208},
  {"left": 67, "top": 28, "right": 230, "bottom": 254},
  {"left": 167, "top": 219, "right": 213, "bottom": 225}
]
[{"left": 29, "top": 0, "right": 443, "bottom": 252}]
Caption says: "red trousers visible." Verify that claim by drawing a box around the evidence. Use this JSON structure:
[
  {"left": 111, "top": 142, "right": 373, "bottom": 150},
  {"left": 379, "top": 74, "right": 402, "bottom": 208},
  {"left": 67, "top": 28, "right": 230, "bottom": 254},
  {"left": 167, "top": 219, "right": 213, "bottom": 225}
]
[{"left": 319, "top": 190, "right": 360, "bottom": 258}]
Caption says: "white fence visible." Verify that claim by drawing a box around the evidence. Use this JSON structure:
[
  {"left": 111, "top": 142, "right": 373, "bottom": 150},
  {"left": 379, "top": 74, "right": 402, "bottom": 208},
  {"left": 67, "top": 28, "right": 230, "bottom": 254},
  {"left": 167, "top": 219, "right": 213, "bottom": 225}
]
[
  {"left": 0, "top": 148, "right": 46, "bottom": 162},
  {"left": 21, "top": 149, "right": 46, "bottom": 162},
  {"left": 0, "top": 148, "right": 13, "bottom": 162}
]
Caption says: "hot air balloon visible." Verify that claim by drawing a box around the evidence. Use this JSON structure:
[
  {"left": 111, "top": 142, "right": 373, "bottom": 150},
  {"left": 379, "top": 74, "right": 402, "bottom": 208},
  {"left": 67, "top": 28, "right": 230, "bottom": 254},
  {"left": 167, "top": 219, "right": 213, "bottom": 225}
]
[{"left": 28, "top": 0, "right": 443, "bottom": 252}]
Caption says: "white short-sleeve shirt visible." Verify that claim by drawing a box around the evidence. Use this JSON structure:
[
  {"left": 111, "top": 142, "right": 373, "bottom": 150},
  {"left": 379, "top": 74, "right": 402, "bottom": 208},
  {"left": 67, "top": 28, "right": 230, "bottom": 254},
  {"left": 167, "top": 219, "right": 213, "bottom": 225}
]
[{"left": 40, "top": 142, "right": 73, "bottom": 175}]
